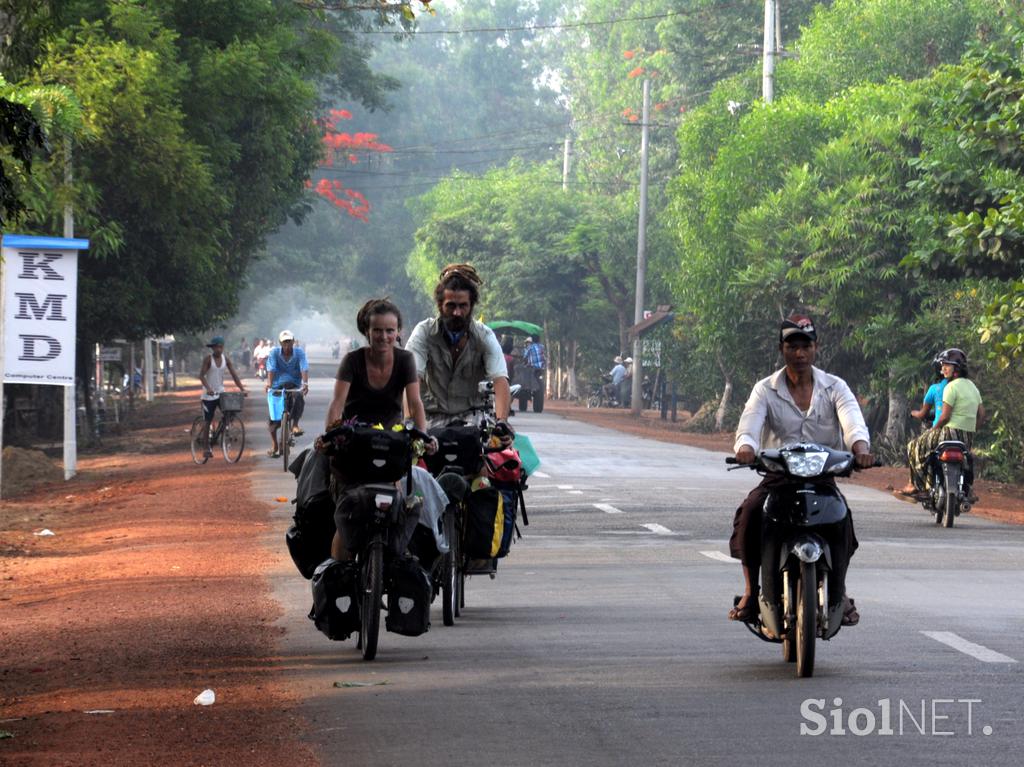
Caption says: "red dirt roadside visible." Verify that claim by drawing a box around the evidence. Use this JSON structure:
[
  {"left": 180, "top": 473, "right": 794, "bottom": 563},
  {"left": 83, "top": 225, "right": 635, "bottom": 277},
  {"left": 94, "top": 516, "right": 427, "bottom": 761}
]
[
  {"left": 546, "top": 401, "right": 1024, "bottom": 525},
  {"left": 0, "top": 387, "right": 315, "bottom": 766}
]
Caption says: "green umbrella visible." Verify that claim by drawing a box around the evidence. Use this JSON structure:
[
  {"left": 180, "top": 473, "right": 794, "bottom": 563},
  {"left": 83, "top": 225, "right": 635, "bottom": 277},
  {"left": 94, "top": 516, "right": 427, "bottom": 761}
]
[{"left": 486, "top": 320, "right": 543, "bottom": 337}]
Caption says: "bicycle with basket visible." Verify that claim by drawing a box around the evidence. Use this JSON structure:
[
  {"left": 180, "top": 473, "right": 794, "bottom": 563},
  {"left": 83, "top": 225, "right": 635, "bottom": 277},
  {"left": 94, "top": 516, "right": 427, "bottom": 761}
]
[{"left": 189, "top": 391, "right": 246, "bottom": 464}]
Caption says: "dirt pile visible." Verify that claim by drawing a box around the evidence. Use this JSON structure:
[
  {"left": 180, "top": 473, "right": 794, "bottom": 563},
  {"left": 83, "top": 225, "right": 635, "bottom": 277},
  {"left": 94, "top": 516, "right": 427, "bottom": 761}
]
[{"left": 1, "top": 447, "right": 63, "bottom": 497}]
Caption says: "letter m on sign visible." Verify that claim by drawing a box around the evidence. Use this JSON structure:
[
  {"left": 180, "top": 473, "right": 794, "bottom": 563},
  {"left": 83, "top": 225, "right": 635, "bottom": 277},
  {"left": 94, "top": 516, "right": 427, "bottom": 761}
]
[{"left": 14, "top": 293, "right": 68, "bottom": 321}]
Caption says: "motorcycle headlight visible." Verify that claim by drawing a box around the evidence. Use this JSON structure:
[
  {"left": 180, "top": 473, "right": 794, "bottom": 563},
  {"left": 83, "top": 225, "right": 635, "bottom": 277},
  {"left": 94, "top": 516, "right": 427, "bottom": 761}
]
[{"left": 782, "top": 449, "right": 828, "bottom": 477}]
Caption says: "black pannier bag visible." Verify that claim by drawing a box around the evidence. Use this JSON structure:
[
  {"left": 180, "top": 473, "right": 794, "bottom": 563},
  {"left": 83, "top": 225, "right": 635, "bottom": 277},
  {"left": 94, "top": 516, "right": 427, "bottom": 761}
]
[
  {"left": 385, "top": 556, "right": 432, "bottom": 637},
  {"left": 286, "top": 448, "right": 336, "bottom": 579},
  {"left": 463, "top": 487, "right": 504, "bottom": 559},
  {"left": 335, "top": 486, "right": 421, "bottom": 558},
  {"left": 424, "top": 425, "right": 483, "bottom": 476},
  {"left": 309, "top": 559, "right": 360, "bottom": 640},
  {"left": 331, "top": 427, "right": 411, "bottom": 484}
]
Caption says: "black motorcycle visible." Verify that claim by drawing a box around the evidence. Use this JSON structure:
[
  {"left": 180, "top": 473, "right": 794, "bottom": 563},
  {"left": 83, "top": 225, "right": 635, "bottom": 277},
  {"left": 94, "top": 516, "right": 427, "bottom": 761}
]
[
  {"left": 919, "top": 439, "right": 974, "bottom": 528},
  {"left": 586, "top": 375, "right": 620, "bottom": 408},
  {"left": 726, "top": 443, "right": 871, "bottom": 678}
]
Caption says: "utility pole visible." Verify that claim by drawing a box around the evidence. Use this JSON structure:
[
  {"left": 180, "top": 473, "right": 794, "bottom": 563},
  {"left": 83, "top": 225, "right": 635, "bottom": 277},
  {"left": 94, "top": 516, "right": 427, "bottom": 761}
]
[
  {"left": 762, "top": 0, "right": 778, "bottom": 103},
  {"left": 562, "top": 135, "right": 572, "bottom": 191},
  {"left": 63, "top": 137, "right": 77, "bottom": 480},
  {"left": 630, "top": 78, "right": 650, "bottom": 417}
]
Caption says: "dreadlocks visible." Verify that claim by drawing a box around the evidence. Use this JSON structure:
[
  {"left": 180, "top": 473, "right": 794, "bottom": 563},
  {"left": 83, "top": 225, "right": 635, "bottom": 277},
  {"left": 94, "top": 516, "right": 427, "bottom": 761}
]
[{"left": 434, "top": 263, "right": 483, "bottom": 309}]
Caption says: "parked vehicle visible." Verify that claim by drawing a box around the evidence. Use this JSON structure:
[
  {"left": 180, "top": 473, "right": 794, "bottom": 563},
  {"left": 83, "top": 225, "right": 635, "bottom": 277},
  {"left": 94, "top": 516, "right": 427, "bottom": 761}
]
[
  {"left": 918, "top": 439, "right": 975, "bottom": 528},
  {"left": 725, "top": 443, "right": 874, "bottom": 678},
  {"left": 486, "top": 320, "right": 545, "bottom": 413}
]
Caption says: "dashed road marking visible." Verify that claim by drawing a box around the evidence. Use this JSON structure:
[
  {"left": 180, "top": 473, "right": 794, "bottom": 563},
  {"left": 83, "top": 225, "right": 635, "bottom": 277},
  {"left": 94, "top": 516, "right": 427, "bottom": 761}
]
[
  {"left": 700, "top": 551, "right": 735, "bottom": 563},
  {"left": 532, "top": 471, "right": 551, "bottom": 478},
  {"left": 593, "top": 503, "right": 624, "bottom": 514},
  {"left": 557, "top": 484, "right": 574, "bottom": 490},
  {"left": 921, "top": 632, "right": 1018, "bottom": 663},
  {"left": 642, "top": 523, "right": 674, "bottom": 535},
  {"left": 568, "top": 490, "right": 584, "bottom": 495}
]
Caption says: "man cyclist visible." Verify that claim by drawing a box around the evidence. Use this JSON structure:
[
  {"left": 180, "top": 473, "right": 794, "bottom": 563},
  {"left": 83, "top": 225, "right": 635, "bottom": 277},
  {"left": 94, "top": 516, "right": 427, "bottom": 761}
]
[
  {"left": 198, "top": 335, "right": 247, "bottom": 458},
  {"left": 405, "top": 263, "right": 512, "bottom": 433},
  {"left": 266, "top": 330, "right": 309, "bottom": 458},
  {"left": 406, "top": 264, "right": 512, "bottom": 573}
]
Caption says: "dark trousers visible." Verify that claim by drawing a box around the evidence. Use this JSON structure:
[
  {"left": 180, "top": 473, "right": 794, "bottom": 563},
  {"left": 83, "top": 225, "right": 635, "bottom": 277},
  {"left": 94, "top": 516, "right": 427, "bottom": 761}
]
[{"left": 729, "top": 474, "right": 858, "bottom": 606}]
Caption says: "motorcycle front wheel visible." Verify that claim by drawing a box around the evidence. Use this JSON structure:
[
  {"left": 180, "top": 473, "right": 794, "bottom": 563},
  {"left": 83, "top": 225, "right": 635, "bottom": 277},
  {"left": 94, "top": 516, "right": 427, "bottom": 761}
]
[
  {"left": 359, "top": 538, "right": 384, "bottom": 660},
  {"left": 796, "top": 561, "right": 817, "bottom": 678}
]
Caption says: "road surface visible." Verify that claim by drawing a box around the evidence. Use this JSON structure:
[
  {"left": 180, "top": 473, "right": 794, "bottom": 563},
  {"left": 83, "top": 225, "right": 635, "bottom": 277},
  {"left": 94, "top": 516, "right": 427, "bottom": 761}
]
[{"left": 250, "top": 379, "right": 1023, "bottom": 766}]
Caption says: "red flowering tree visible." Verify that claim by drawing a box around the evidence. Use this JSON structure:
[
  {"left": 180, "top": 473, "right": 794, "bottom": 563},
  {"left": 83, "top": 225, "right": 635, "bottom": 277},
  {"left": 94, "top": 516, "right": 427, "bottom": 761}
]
[{"left": 312, "top": 107, "right": 393, "bottom": 222}]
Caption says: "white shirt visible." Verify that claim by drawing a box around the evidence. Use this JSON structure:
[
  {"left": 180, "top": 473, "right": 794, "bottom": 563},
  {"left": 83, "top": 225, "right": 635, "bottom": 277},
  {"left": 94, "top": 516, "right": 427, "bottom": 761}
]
[{"left": 734, "top": 366, "right": 870, "bottom": 454}]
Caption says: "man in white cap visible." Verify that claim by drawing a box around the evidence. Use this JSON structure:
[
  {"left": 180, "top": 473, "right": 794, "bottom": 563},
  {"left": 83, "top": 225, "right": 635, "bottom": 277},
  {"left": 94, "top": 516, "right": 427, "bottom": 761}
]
[
  {"left": 266, "top": 330, "right": 309, "bottom": 458},
  {"left": 607, "top": 355, "right": 627, "bottom": 407}
]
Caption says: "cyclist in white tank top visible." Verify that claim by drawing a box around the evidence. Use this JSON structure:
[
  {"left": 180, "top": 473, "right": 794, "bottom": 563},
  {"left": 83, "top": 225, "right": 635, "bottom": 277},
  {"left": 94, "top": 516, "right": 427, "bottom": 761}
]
[{"left": 198, "top": 336, "right": 247, "bottom": 457}]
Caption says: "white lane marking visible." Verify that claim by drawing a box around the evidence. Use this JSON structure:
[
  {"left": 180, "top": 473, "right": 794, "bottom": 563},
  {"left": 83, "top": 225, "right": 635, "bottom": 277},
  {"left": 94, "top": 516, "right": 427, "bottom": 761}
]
[
  {"left": 642, "top": 523, "right": 674, "bottom": 535},
  {"left": 921, "top": 632, "right": 1018, "bottom": 663},
  {"left": 593, "top": 503, "right": 624, "bottom": 514},
  {"left": 568, "top": 490, "right": 584, "bottom": 495},
  {"left": 557, "top": 484, "right": 574, "bottom": 490},
  {"left": 700, "top": 551, "right": 735, "bottom": 563},
  {"left": 532, "top": 471, "right": 551, "bottom": 478}
]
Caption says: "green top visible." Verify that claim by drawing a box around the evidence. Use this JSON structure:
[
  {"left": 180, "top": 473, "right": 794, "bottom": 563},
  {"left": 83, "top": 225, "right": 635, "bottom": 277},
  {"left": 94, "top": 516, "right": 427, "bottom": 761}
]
[{"left": 942, "top": 377, "right": 982, "bottom": 432}]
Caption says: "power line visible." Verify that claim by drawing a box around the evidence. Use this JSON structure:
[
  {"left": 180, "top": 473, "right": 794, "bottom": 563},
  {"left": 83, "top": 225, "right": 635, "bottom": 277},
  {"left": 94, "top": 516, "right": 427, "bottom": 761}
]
[{"left": 356, "top": 3, "right": 745, "bottom": 35}]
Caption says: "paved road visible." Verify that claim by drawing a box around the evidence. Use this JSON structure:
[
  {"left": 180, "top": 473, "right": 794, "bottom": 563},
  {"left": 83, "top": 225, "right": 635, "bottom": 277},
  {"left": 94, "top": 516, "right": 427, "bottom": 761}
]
[{"left": 249, "top": 379, "right": 1023, "bottom": 766}]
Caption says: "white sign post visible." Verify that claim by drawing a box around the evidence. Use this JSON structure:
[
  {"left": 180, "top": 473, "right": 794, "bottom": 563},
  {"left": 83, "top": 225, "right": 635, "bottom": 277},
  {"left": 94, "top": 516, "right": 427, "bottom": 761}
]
[{"left": 0, "top": 234, "right": 89, "bottom": 495}]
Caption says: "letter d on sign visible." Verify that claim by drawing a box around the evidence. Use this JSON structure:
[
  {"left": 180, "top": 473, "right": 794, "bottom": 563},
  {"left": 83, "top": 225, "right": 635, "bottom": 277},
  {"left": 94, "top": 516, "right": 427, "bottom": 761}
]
[{"left": 19, "top": 334, "right": 62, "bottom": 361}]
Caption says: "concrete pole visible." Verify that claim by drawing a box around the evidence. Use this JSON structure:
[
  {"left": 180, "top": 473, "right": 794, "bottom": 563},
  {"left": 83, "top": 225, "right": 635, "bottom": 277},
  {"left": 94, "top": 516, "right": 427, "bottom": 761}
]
[
  {"left": 63, "top": 136, "right": 77, "bottom": 480},
  {"left": 144, "top": 337, "right": 154, "bottom": 402},
  {"left": 562, "top": 136, "right": 572, "bottom": 192},
  {"left": 630, "top": 79, "right": 650, "bottom": 417},
  {"left": 762, "top": 0, "right": 777, "bottom": 104}
]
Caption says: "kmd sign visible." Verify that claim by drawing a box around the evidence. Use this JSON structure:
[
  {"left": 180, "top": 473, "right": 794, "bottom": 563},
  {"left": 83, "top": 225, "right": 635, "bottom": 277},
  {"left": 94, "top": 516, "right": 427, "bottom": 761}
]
[{"left": 2, "top": 234, "right": 89, "bottom": 385}]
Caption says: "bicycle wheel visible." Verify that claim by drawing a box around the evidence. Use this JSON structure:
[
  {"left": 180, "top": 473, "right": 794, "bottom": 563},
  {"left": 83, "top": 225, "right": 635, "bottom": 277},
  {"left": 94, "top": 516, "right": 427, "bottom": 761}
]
[
  {"left": 442, "top": 508, "right": 458, "bottom": 626},
  {"left": 189, "top": 416, "right": 210, "bottom": 465},
  {"left": 359, "top": 538, "right": 384, "bottom": 661},
  {"left": 221, "top": 414, "right": 246, "bottom": 463},
  {"left": 280, "top": 409, "right": 291, "bottom": 471}
]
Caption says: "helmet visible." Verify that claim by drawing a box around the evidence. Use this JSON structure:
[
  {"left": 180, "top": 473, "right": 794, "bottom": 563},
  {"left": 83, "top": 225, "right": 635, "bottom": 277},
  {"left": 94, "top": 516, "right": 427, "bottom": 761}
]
[{"left": 936, "top": 348, "right": 968, "bottom": 371}]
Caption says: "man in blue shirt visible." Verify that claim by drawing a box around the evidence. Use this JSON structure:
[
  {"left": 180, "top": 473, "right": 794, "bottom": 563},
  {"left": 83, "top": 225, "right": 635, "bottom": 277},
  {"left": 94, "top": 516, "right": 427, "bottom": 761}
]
[{"left": 266, "top": 329, "right": 309, "bottom": 458}]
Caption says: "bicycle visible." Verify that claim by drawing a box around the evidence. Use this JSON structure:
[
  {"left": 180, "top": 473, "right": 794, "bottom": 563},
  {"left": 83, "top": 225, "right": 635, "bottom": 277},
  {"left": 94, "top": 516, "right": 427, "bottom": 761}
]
[
  {"left": 190, "top": 391, "right": 246, "bottom": 464},
  {"left": 269, "top": 386, "right": 304, "bottom": 471}
]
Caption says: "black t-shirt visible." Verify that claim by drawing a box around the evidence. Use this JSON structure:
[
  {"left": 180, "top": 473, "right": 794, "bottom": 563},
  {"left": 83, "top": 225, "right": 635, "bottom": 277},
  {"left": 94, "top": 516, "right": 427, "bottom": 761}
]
[{"left": 336, "top": 347, "right": 417, "bottom": 427}]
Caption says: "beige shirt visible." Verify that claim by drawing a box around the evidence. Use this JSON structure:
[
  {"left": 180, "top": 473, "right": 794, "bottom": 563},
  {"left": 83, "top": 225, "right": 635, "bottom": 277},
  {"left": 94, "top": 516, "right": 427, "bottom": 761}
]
[
  {"left": 405, "top": 318, "right": 508, "bottom": 420},
  {"left": 734, "top": 366, "right": 870, "bottom": 454}
]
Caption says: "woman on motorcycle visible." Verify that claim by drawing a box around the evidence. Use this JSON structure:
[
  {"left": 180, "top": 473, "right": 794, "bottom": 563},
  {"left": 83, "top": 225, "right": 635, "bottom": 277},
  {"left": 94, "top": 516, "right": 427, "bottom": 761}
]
[
  {"left": 320, "top": 298, "right": 438, "bottom": 561},
  {"left": 900, "top": 348, "right": 984, "bottom": 498}
]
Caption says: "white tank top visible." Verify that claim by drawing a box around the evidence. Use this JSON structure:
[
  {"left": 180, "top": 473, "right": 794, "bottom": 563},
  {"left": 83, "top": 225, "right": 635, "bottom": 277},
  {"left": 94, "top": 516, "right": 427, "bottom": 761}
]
[{"left": 203, "top": 355, "right": 228, "bottom": 400}]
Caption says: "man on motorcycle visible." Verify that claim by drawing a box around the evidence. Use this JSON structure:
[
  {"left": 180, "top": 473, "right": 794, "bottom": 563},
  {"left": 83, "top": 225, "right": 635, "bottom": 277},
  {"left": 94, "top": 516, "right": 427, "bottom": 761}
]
[
  {"left": 900, "top": 348, "right": 984, "bottom": 498},
  {"left": 405, "top": 263, "right": 512, "bottom": 436},
  {"left": 605, "top": 356, "right": 627, "bottom": 406},
  {"left": 729, "top": 315, "right": 873, "bottom": 624}
]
